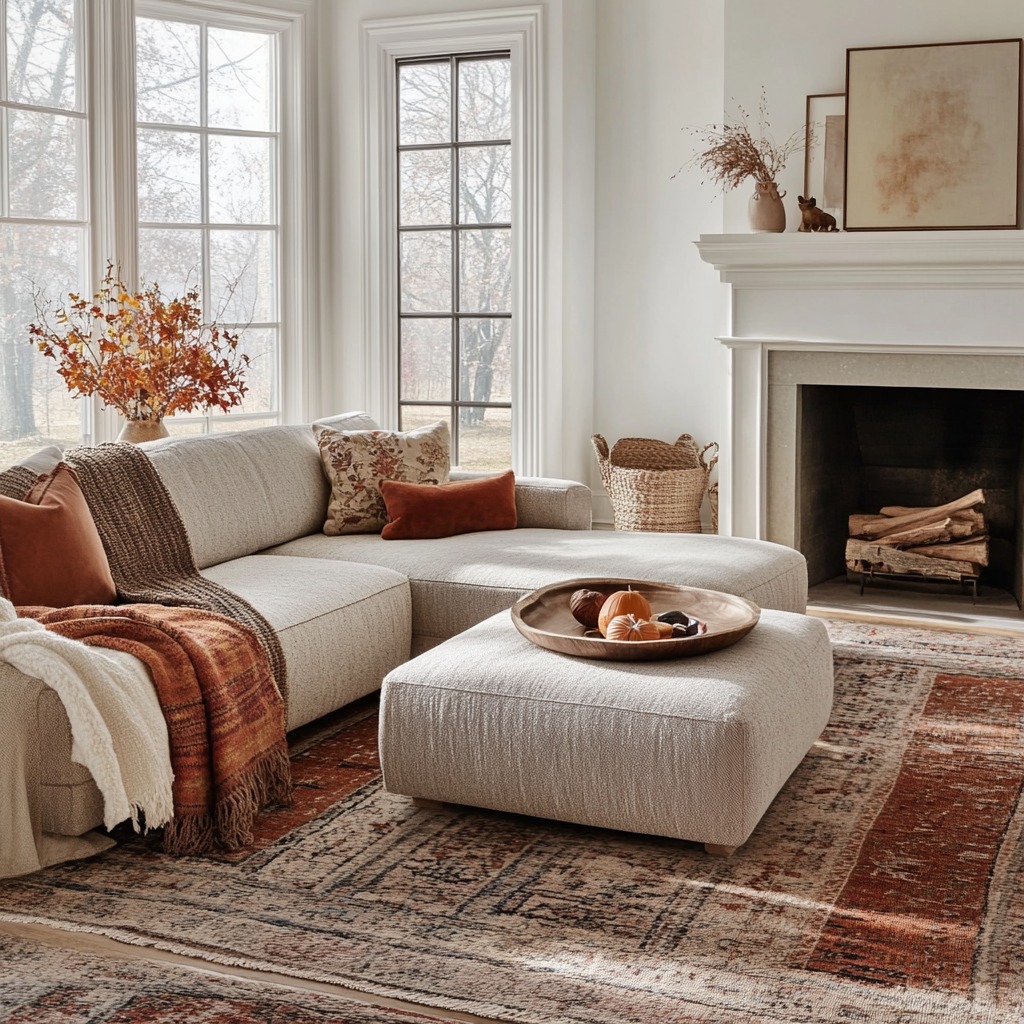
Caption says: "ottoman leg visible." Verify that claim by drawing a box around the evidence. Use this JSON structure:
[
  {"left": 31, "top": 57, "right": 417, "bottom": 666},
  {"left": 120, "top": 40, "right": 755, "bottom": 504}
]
[
  {"left": 705, "top": 843, "right": 737, "bottom": 857},
  {"left": 412, "top": 797, "right": 446, "bottom": 811}
]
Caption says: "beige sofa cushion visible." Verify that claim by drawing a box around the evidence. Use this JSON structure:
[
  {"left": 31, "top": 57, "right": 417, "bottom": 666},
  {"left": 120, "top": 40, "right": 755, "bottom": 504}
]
[
  {"left": 264, "top": 529, "right": 808, "bottom": 653},
  {"left": 200, "top": 555, "right": 412, "bottom": 730},
  {"left": 146, "top": 426, "right": 328, "bottom": 569}
]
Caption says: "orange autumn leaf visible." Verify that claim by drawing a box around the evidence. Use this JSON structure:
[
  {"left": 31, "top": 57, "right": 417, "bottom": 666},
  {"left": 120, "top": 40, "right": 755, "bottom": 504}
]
[{"left": 29, "top": 263, "right": 250, "bottom": 421}]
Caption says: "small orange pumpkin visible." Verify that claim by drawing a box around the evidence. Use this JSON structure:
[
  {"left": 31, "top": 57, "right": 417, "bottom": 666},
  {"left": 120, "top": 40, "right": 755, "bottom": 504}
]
[
  {"left": 605, "top": 613, "right": 660, "bottom": 642},
  {"left": 598, "top": 587, "right": 652, "bottom": 636}
]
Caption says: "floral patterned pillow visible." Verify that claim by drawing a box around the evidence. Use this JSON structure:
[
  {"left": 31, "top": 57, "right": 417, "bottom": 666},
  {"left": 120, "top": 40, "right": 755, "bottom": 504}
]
[{"left": 314, "top": 420, "right": 451, "bottom": 535}]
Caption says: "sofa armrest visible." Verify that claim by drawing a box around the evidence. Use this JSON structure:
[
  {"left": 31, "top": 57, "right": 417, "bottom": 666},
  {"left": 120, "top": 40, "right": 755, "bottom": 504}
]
[{"left": 449, "top": 470, "right": 592, "bottom": 530}]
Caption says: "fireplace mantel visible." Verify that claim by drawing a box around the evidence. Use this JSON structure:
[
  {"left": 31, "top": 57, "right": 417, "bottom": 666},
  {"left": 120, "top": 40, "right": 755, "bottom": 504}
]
[
  {"left": 695, "top": 231, "right": 1024, "bottom": 289},
  {"left": 694, "top": 232, "right": 1024, "bottom": 541}
]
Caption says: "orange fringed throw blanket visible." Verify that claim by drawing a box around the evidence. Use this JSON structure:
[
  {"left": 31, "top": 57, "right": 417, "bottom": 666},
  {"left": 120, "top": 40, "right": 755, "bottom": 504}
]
[{"left": 29, "top": 604, "right": 292, "bottom": 854}]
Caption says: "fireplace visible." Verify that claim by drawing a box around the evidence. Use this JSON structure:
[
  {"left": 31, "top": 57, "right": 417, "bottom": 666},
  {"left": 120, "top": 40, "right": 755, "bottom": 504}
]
[
  {"left": 695, "top": 231, "right": 1024, "bottom": 615},
  {"left": 797, "top": 384, "right": 1023, "bottom": 605}
]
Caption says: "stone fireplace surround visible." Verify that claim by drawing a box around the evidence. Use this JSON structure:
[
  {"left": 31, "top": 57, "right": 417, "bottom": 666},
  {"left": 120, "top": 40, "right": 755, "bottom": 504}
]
[{"left": 695, "top": 232, "right": 1024, "bottom": 608}]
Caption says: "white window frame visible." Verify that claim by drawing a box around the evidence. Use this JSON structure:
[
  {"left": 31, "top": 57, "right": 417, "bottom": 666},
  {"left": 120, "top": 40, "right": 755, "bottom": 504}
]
[
  {"left": 74, "top": 0, "right": 319, "bottom": 445},
  {"left": 362, "top": 7, "right": 542, "bottom": 473}
]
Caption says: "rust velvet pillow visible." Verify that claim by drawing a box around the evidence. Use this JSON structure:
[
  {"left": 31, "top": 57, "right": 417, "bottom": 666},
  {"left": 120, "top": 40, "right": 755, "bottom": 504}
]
[
  {"left": 380, "top": 470, "right": 517, "bottom": 540},
  {"left": 0, "top": 463, "right": 117, "bottom": 607}
]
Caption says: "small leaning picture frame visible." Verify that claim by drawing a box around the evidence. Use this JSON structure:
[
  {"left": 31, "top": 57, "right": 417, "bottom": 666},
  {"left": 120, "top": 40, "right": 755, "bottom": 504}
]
[
  {"left": 843, "top": 38, "right": 1022, "bottom": 231},
  {"left": 803, "top": 93, "right": 846, "bottom": 227}
]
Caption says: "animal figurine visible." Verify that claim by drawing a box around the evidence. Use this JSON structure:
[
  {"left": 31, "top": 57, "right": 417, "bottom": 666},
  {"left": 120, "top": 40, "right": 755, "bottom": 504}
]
[{"left": 797, "top": 196, "right": 839, "bottom": 232}]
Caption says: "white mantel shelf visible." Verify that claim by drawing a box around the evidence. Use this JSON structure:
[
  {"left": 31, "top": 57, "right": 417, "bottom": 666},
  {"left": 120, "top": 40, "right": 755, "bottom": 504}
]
[{"left": 695, "top": 231, "right": 1024, "bottom": 288}]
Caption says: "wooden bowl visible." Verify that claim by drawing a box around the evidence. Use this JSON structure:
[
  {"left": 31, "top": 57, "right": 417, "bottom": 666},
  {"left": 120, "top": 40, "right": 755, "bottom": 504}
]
[{"left": 511, "top": 578, "right": 760, "bottom": 661}]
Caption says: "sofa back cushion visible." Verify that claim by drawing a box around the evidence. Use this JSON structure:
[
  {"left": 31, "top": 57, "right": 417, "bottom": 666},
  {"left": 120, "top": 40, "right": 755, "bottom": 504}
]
[{"left": 146, "top": 425, "right": 330, "bottom": 569}]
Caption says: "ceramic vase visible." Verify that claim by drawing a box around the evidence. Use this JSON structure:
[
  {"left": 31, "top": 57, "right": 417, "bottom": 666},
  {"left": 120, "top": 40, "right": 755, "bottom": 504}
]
[
  {"left": 748, "top": 181, "right": 786, "bottom": 233},
  {"left": 116, "top": 418, "right": 170, "bottom": 444}
]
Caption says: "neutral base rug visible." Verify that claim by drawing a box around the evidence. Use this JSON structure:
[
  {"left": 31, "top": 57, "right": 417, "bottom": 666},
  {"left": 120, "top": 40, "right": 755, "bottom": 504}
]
[
  {"left": 2, "top": 619, "right": 1023, "bottom": 1023},
  {"left": 0, "top": 932, "right": 437, "bottom": 1023}
]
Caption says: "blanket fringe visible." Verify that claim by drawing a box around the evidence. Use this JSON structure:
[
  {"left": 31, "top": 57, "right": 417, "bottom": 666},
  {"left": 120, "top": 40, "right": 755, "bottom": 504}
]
[
  {"left": 163, "top": 743, "right": 292, "bottom": 855},
  {"left": 129, "top": 788, "right": 174, "bottom": 832},
  {"left": 161, "top": 812, "right": 217, "bottom": 856}
]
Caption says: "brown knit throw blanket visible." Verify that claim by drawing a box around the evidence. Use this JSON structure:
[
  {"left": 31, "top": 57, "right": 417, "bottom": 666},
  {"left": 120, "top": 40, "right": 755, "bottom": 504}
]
[
  {"left": 30, "top": 604, "right": 292, "bottom": 854},
  {"left": 62, "top": 442, "right": 288, "bottom": 707},
  {"left": 0, "top": 465, "right": 38, "bottom": 500}
]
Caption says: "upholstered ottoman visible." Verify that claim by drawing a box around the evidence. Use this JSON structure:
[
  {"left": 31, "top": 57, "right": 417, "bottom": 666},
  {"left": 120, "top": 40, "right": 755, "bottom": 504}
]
[{"left": 378, "top": 609, "right": 833, "bottom": 853}]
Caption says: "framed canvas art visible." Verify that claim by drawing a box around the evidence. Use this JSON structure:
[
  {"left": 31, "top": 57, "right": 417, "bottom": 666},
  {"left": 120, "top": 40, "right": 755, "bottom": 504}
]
[
  {"left": 844, "top": 38, "right": 1022, "bottom": 230},
  {"left": 803, "top": 93, "right": 846, "bottom": 226}
]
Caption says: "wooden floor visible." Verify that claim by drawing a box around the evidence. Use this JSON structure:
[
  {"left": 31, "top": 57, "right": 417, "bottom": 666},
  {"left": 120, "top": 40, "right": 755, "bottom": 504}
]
[{"left": 0, "top": 918, "right": 501, "bottom": 1022}]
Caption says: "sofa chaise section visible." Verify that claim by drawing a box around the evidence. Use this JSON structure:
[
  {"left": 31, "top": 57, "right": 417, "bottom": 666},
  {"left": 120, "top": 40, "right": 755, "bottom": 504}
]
[{"left": 266, "top": 530, "right": 808, "bottom": 654}]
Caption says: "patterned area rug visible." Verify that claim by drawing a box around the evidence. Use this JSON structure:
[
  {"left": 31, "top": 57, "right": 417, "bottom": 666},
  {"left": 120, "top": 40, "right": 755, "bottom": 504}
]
[
  {"left": 1, "top": 619, "right": 1023, "bottom": 1024},
  {"left": 0, "top": 932, "right": 439, "bottom": 1023}
]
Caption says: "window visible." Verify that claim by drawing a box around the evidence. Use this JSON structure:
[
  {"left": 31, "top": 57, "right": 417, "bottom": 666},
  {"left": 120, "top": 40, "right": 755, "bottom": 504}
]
[
  {"left": 363, "top": 9, "right": 540, "bottom": 474},
  {"left": 135, "top": 10, "right": 281, "bottom": 434},
  {"left": 0, "top": 0, "right": 89, "bottom": 463},
  {"left": 0, "top": 0, "right": 313, "bottom": 469},
  {"left": 397, "top": 53, "right": 512, "bottom": 470}
]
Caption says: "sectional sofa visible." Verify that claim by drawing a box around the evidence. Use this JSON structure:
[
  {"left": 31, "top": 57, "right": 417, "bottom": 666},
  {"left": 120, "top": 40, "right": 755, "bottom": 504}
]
[{"left": 8, "top": 417, "right": 808, "bottom": 841}]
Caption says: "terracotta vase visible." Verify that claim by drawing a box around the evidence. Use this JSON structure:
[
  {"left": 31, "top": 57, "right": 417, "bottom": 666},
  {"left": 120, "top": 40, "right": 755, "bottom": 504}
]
[
  {"left": 748, "top": 181, "right": 787, "bottom": 233},
  {"left": 116, "top": 418, "right": 169, "bottom": 444}
]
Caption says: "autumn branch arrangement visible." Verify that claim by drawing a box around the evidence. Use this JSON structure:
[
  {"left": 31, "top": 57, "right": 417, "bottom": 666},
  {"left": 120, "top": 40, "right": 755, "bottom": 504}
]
[{"left": 29, "top": 265, "right": 250, "bottom": 423}]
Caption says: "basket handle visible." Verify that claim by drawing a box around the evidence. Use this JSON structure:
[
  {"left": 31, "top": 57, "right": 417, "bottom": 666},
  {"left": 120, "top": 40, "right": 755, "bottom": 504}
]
[
  {"left": 699, "top": 441, "right": 719, "bottom": 474},
  {"left": 590, "top": 434, "right": 612, "bottom": 491}
]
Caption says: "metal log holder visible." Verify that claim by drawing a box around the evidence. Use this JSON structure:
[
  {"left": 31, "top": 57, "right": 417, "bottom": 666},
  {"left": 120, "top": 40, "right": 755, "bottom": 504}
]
[{"left": 855, "top": 569, "right": 979, "bottom": 605}]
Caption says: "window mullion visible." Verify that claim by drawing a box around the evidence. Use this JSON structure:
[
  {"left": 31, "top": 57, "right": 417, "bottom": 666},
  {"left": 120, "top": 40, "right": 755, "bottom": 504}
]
[
  {"left": 198, "top": 19, "right": 212, "bottom": 373},
  {"left": 86, "top": 0, "right": 135, "bottom": 443},
  {"left": 0, "top": 108, "right": 8, "bottom": 219},
  {"left": 0, "top": 0, "right": 6, "bottom": 99},
  {"left": 449, "top": 55, "right": 459, "bottom": 459}
]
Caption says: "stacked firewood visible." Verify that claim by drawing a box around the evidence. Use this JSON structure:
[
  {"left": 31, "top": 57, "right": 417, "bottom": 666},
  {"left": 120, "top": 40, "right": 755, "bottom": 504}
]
[{"left": 845, "top": 488, "right": 988, "bottom": 581}]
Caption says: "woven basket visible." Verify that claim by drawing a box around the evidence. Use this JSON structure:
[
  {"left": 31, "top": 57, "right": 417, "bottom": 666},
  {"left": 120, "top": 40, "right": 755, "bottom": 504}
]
[{"left": 592, "top": 433, "right": 719, "bottom": 534}]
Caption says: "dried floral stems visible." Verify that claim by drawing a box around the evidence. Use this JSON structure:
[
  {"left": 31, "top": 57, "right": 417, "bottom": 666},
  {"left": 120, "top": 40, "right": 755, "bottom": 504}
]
[
  {"left": 680, "top": 90, "right": 811, "bottom": 192},
  {"left": 29, "top": 264, "right": 250, "bottom": 421}
]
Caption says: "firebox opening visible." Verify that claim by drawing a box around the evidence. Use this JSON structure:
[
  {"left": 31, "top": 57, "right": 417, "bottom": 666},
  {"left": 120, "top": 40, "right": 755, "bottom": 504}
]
[{"left": 798, "top": 385, "right": 1024, "bottom": 609}]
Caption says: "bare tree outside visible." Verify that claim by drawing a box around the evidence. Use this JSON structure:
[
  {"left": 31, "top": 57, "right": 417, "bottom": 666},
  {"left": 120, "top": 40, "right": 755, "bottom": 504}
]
[{"left": 397, "top": 54, "right": 512, "bottom": 470}]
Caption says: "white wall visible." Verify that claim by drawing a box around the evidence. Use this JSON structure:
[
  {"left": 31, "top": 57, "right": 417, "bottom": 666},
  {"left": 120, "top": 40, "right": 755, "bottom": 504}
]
[
  {"left": 590, "top": 0, "right": 1024, "bottom": 523},
  {"left": 591, "top": 0, "right": 725, "bottom": 520}
]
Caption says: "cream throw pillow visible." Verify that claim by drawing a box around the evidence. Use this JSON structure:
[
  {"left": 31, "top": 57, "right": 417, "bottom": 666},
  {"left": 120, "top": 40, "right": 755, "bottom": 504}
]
[
  {"left": 314, "top": 420, "right": 451, "bottom": 535},
  {"left": 312, "top": 410, "right": 379, "bottom": 432}
]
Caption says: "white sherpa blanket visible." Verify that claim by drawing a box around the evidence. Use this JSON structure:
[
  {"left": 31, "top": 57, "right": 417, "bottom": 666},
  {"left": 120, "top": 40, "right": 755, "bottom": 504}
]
[{"left": 0, "top": 598, "right": 173, "bottom": 878}]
